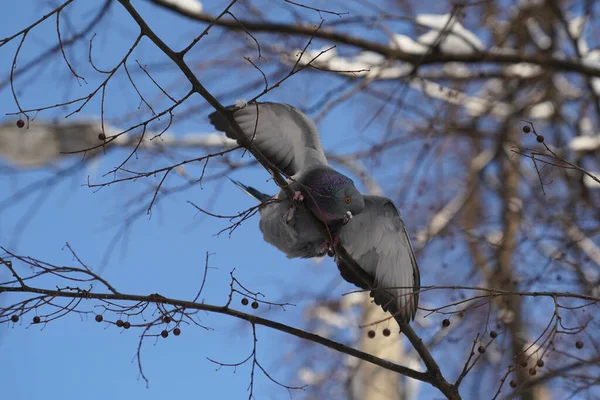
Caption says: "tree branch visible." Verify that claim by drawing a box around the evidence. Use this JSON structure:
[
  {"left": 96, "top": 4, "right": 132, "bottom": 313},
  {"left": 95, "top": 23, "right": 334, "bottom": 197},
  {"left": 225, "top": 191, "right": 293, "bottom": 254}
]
[
  {"left": 0, "top": 284, "right": 432, "bottom": 383},
  {"left": 148, "top": 0, "right": 600, "bottom": 78}
]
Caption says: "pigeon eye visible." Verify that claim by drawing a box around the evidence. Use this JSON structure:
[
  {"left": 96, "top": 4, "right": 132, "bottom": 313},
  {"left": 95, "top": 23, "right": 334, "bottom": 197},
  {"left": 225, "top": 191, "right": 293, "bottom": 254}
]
[{"left": 345, "top": 197, "right": 351, "bottom": 204}]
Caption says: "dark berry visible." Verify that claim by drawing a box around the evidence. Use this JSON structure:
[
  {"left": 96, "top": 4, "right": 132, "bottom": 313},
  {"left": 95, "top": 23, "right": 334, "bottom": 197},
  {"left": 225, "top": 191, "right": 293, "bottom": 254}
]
[
  {"left": 529, "top": 368, "right": 537, "bottom": 376},
  {"left": 367, "top": 330, "right": 375, "bottom": 338},
  {"left": 98, "top": 133, "right": 106, "bottom": 141},
  {"left": 123, "top": 321, "right": 131, "bottom": 329},
  {"left": 327, "top": 249, "right": 335, "bottom": 257},
  {"left": 10, "top": 315, "right": 19, "bottom": 323},
  {"left": 163, "top": 316, "right": 172, "bottom": 324},
  {"left": 510, "top": 380, "right": 517, "bottom": 388},
  {"left": 382, "top": 328, "right": 391, "bottom": 337},
  {"left": 442, "top": 319, "right": 450, "bottom": 328},
  {"left": 478, "top": 346, "right": 485, "bottom": 354},
  {"left": 33, "top": 316, "right": 41, "bottom": 324},
  {"left": 520, "top": 361, "right": 528, "bottom": 368},
  {"left": 95, "top": 314, "right": 103, "bottom": 323},
  {"left": 522, "top": 126, "right": 531, "bottom": 133},
  {"left": 536, "top": 359, "right": 544, "bottom": 368},
  {"left": 576, "top": 340, "right": 583, "bottom": 349},
  {"left": 116, "top": 319, "right": 124, "bottom": 327},
  {"left": 241, "top": 298, "right": 249, "bottom": 306},
  {"left": 161, "top": 330, "right": 168, "bottom": 338},
  {"left": 536, "top": 135, "right": 544, "bottom": 143},
  {"left": 490, "top": 331, "right": 498, "bottom": 338},
  {"left": 173, "top": 327, "right": 181, "bottom": 336},
  {"left": 251, "top": 301, "right": 259, "bottom": 309},
  {"left": 16, "top": 119, "right": 25, "bottom": 128}
]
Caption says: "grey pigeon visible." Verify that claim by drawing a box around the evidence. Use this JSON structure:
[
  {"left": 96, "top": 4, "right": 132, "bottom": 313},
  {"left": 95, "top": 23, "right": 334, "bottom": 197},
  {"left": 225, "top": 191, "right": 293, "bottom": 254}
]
[
  {"left": 213, "top": 102, "right": 420, "bottom": 322},
  {"left": 229, "top": 179, "right": 420, "bottom": 323},
  {"left": 210, "top": 102, "right": 364, "bottom": 231}
]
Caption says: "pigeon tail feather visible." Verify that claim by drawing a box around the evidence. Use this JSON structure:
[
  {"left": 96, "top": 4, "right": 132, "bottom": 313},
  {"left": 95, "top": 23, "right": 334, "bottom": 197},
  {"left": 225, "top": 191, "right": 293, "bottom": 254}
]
[{"left": 228, "top": 177, "right": 271, "bottom": 203}]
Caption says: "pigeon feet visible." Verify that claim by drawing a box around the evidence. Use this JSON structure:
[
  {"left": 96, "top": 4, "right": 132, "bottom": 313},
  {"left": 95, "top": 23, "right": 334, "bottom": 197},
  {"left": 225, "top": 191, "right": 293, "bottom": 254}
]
[
  {"left": 317, "top": 240, "right": 329, "bottom": 256},
  {"left": 292, "top": 191, "right": 304, "bottom": 203},
  {"left": 326, "top": 236, "right": 341, "bottom": 257}
]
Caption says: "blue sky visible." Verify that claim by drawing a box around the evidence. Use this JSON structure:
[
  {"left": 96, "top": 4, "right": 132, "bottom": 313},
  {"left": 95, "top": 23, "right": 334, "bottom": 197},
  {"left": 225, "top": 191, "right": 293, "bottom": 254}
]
[{"left": 0, "top": 2, "right": 341, "bottom": 399}]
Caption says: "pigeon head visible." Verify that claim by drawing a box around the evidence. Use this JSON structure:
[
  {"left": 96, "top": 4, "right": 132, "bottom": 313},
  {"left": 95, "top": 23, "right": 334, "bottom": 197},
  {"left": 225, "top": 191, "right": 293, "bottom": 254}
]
[{"left": 300, "top": 167, "right": 365, "bottom": 227}]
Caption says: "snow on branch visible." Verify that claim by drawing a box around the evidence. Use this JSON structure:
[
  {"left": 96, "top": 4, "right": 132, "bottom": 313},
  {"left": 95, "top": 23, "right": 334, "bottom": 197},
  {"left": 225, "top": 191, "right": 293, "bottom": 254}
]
[
  {"left": 287, "top": 47, "right": 512, "bottom": 119},
  {"left": 161, "top": 0, "right": 202, "bottom": 14},
  {"left": 570, "top": 135, "right": 600, "bottom": 152},
  {"left": 415, "top": 13, "right": 484, "bottom": 54}
]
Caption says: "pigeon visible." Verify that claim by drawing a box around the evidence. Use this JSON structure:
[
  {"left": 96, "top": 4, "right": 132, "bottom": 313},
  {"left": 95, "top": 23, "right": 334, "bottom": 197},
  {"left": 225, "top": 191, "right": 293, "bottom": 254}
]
[
  {"left": 209, "top": 102, "right": 365, "bottom": 233},
  {"left": 213, "top": 102, "right": 420, "bottom": 322},
  {"left": 229, "top": 179, "right": 420, "bottom": 323}
]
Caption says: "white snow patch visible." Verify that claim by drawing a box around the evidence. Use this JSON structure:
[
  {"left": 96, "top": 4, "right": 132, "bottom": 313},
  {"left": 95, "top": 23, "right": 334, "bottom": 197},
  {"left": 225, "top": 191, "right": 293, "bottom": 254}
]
[
  {"left": 310, "top": 305, "right": 350, "bottom": 328},
  {"left": 486, "top": 231, "right": 503, "bottom": 246},
  {"left": 416, "top": 13, "right": 484, "bottom": 53},
  {"left": 390, "top": 34, "right": 427, "bottom": 54},
  {"left": 504, "top": 63, "right": 542, "bottom": 78},
  {"left": 286, "top": 48, "right": 410, "bottom": 79},
  {"left": 162, "top": 0, "right": 203, "bottom": 13},
  {"left": 584, "top": 172, "right": 600, "bottom": 189},
  {"left": 327, "top": 56, "right": 369, "bottom": 72},
  {"left": 528, "top": 101, "right": 555, "bottom": 119},
  {"left": 568, "top": 16, "right": 588, "bottom": 55},
  {"left": 583, "top": 49, "right": 600, "bottom": 68},
  {"left": 570, "top": 136, "right": 600, "bottom": 152},
  {"left": 583, "top": 50, "right": 600, "bottom": 95},
  {"left": 404, "top": 358, "right": 423, "bottom": 400},
  {"left": 526, "top": 19, "right": 551, "bottom": 49},
  {"left": 416, "top": 30, "right": 474, "bottom": 54},
  {"left": 354, "top": 51, "right": 385, "bottom": 65},
  {"left": 340, "top": 291, "right": 365, "bottom": 309},
  {"left": 344, "top": 355, "right": 360, "bottom": 368},
  {"left": 578, "top": 117, "right": 594, "bottom": 136},
  {"left": 303, "top": 46, "right": 338, "bottom": 63},
  {"left": 476, "top": 78, "right": 505, "bottom": 97},
  {"left": 407, "top": 78, "right": 511, "bottom": 119},
  {"left": 389, "top": 14, "right": 485, "bottom": 55},
  {"left": 553, "top": 75, "right": 583, "bottom": 99},
  {"left": 523, "top": 341, "right": 542, "bottom": 360},
  {"left": 417, "top": 13, "right": 457, "bottom": 30},
  {"left": 182, "top": 132, "right": 237, "bottom": 147},
  {"left": 298, "top": 368, "right": 325, "bottom": 385},
  {"left": 442, "top": 62, "right": 471, "bottom": 78}
]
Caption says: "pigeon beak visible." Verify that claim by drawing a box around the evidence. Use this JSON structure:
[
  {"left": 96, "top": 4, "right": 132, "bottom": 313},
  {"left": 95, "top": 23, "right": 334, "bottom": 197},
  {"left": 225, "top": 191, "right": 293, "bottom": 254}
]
[{"left": 343, "top": 211, "right": 353, "bottom": 225}]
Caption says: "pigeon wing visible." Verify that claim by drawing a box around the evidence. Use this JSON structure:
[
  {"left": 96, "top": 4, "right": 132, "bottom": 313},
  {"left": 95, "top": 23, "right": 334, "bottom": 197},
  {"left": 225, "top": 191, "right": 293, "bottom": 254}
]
[
  {"left": 209, "top": 102, "right": 328, "bottom": 177},
  {"left": 336, "top": 195, "right": 420, "bottom": 323}
]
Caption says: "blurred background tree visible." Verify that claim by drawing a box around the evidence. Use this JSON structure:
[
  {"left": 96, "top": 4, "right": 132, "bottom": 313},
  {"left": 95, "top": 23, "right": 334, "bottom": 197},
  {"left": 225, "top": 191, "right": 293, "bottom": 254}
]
[{"left": 1, "top": 1, "right": 599, "bottom": 399}]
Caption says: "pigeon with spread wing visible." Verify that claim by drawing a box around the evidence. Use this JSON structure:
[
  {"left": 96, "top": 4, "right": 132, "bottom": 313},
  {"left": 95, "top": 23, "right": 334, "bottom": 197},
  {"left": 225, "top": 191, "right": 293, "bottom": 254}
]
[{"left": 211, "top": 102, "right": 420, "bottom": 322}]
